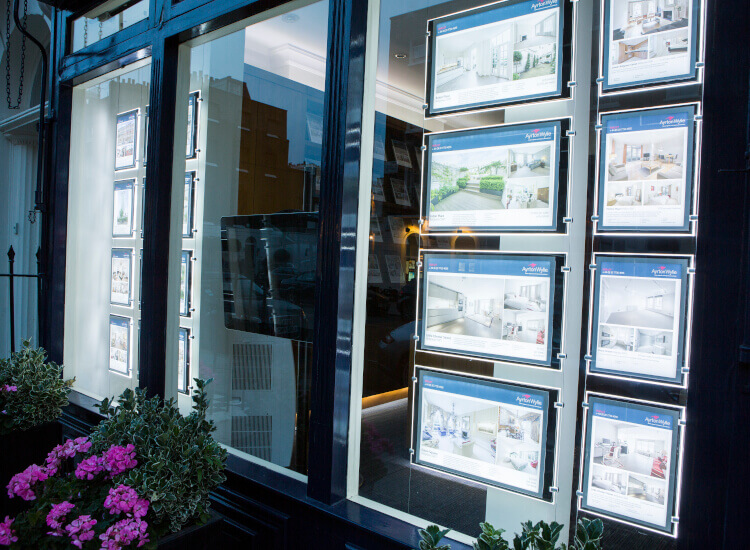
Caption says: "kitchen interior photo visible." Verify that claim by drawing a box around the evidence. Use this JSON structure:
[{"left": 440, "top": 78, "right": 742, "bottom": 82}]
[
  {"left": 495, "top": 405, "right": 541, "bottom": 474},
  {"left": 611, "top": 0, "right": 690, "bottom": 40}
]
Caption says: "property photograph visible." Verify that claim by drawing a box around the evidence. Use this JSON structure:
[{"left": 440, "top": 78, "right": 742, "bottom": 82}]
[
  {"left": 495, "top": 404, "right": 542, "bottom": 475},
  {"left": 610, "top": 0, "right": 691, "bottom": 40},
  {"left": 599, "top": 324, "right": 636, "bottom": 352},
  {"left": 434, "top": 10, "right": 558, "bottom": 94},
  {"left": 634, "top": 329, "right": 674, "bottom": 356},
  {"left": 627, "top": 473, "right": 667, "bottom": 504},
  {"left": 420, "top": 392, "right": 498, "bottom": 465},
  {"left": 599, "top": 276, "right": 677, "bottom": 330},
  {"left": 643, "top": 182, "right": 683, "bottom": 206},
  {"left": 605, "top": 127, "right": 686, "bottom": 182},
  {"left": 590, "top": 465, "right": 627, "bottom": 495},
  {"left": 605, "top": 181, "right": 643, "bottom": 207},
  {"left": 430, "top": 144, "right": 551, "bottom": 214},
  {"left": 425, "top": 274, "right": 548, "bottom": 344},
  {"left": 591, "top": 418, "right": 671, "bottom": 479}
]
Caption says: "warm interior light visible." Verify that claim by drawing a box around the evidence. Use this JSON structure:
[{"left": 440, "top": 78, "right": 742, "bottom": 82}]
[{"left": 362, "top": 387, "right": 408, "bottom": 409}]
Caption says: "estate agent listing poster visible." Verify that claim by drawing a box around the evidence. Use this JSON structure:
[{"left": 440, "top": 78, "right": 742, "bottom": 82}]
[
  {"left": 115, "top": 110, "right": 138, "bottom": 170},
  {"left": 421, "top": 253, "right": 555, "bottom": 365},
  {"left": 591, "top": 256, "right": 688, "bottom": 383},
  {"left": 582, "top": 396, "right": 680, "bottom": 533},
  {"left": 429, "top": 0, "right": 563, "bottom": 114},
  {"left": 602, "top": 0, "right": 700, "bottom": 91},
  {"left": 110, "top": 249, "right": 132, "bottom": 305},
  {"left": 108, "top": 316, "right": 130, "bottom": 375},
  {"left": 597, "top": 106, "right": 695, "bottom": 231},
  {"left": 426, "top": 121, "right": 561, "bottom": 231},
  {"left": 416, "top": 369, "right": 550, "bottom": 498},
  {"left": 112, "top": 180, "right": 135, "bottom": 236}
]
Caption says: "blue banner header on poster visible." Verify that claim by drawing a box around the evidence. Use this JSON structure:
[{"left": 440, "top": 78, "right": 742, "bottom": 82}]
[
  {"left": 600, "top": 260, "right": 682, "bottom": 280},
  {"left": 605, "top": 108, "right": 691, "bottom": 135},
  {"left": 591, "top": 399, "right": 675, "bottom": 431},
  {"left": 425, "top": 255, "right": 552, "bottom": 278},
  {"left": 436, "top": 0, "right": 559, "bottom": 36},
  {"left": 423, "top": 372, "right": 546, "bottom": 411},
  {"left": 431, "top": 122, "right": 559, "bottom": 153}
]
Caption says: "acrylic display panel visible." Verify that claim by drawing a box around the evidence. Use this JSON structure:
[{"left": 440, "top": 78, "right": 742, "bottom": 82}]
[
  {"left": 580, "top": 395, "right": 681, "bottom": 534},
  {"left": 596, "top": 105, "right": 696, "bottom": 232},
  {"left": 112, "top": 179, "right": 135, "bottom": 236},
  {"left": 114, "top": 109, "right": 138, "bottom": 170},
  {"left": 426, "top": 0, "right": 566, "bottom": 116},
  {"left": 180, "top": 251, "right": 192, "bottom": 317},
  {"left": 110, "top": 249, "right": 133, "bottom": 306},
  {"left": 589, "top": 255, "right": 690, "bottom": 384},
  {"left": 601, "top": 0, "right": 701, "bottom": 91},
  {"left": 424, "top": 120, "right": 563, "bottom": 232},
  {"left": 178, "top": 328, "right": 190, "bottom": 394},
  {"left": 108, "top": 315, "right": 131, "bottom": 375},
  {"left": 186, "top": 91, "right": 199, "bottom": 159},
  {"left": 415, "top": 368, "right": 556, "bottom": 500},
  {"left": 182, "top": 172, "right": 196, "bottom": 237},
  {"left": 420, "top": 253, "right": 557, "bottom": 366}
]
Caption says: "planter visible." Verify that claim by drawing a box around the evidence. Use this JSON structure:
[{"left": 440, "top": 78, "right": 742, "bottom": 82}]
[
  {"left": 158, "top": 510, "right": 223, "bottom": 549},
  {"left": 480, "top": 188, "right": 503, "bottom": 197},
  {"left": 0, "top": 422, "right": 62, "bottom": 518}
]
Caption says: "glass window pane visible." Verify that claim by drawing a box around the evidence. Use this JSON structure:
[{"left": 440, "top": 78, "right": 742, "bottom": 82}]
[
  {"left": 71, "top": 0, "right": 150, "bottom": 53},
  {"left": 168, "top": 0, "right": 329, "bottom": 479},
  {"left": 64, "top": 61, "right": 151, "bottom": 401}
]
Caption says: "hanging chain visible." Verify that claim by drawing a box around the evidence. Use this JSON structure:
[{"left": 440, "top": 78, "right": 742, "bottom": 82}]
[{"left": 4, "top": 0, "right": 28, "bottom": 110}]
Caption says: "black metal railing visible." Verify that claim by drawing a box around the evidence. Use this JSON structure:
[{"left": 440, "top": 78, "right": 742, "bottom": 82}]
[{"left": 0, "top": 246, "right": 42, "bottom": 353}]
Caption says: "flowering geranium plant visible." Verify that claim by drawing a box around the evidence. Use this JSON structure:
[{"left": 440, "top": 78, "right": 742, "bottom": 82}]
[
  {"left": 0, "top": 341, "right": 73, "bottom": 435},
  {"left": 1, "top": 379, "right": 226, "bottom": 548}
]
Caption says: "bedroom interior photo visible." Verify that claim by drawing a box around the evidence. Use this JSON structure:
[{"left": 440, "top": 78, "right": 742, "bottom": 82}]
[
  {"left": 605, "top": 181, "right": 642, "bottom": 207},
  {"left": 611, "top": 0, "right": 690, "bottom": 40},
  {"left": 496, "top": 405, "right": 541, "bottom": 474},
  {"left": 592, "top": 419, "right": 670, "bottom": 479},
  {"left": 434, "top": 11, "right": 557, "bottom": 93},
  {"left": 599, "top": 324, "right": 636, "bottom": 351},
  {"left": 599, "top": 276, "right": 677, "bottom": 330},
  {"left": 421, "top": 394, "right": 498, "bottom": 465},
  {"left": 606, "top": 127, "right": 685, "bottom": 184},
  {"left": 425, "top": 274, "right": 547, "bottom": 344},
  {"left": 591, "top": 466, "right": 627, "bottom": 494}
]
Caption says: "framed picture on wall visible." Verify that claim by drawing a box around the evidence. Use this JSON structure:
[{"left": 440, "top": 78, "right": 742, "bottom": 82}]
[
  {"left": 601, "top": 0, "right": 701, "bottom": 92},
  {"left": 112, "top": 179, "right": 135, "bottom": 236},
  {"left": 108, "top": 315, "right": 131, "bottom": 375},
  {"left": 426, "top": 0, "right": 566, "bottom": 116},
  {"left": 589, "top": 255, "right": 690, "bottom": 384},
  {"left": 180, "top": 251, "right": 192, "bottom": 317},
  {"left": 183, "top": 172, "right": 196, "bottom": 237},
  {"left": 596, "top": 105, "right": 696, "bottom": 232},
  {"left": 424, "top": 120, "right": 564, "bottom": 231},
  {"left": 115, "top": 109, "right": 138, "bottom": 170},
  {"left": 390, "top": 178, "right": 411, "bottom": 206},
  {"left": 580, "top": 394, "right": 682, "bottom": 534},
  {"left": 415, "top": 369, "right": 556, "bottom": 500},
  {"left": 420, "top": 252, "right": 558, "bottom": 366},
  {"left": 110, "top": 249, "right": 132, "bottom": 306},
  {"left": 178, "top": 327, "right": 191, "bottom": 394},
  {"left": 186, "top": 91, "right": 200, "bottom": 159}
]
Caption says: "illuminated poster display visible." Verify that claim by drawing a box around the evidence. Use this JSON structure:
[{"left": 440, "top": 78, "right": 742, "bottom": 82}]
[
  {"left": 591, "top": 255, "right": 689, "bottom": 383},
  {"left": 425, "top": 121, "right": 561, "bottom": 231},
  {"left": 108, "top": 316, "right": 130, "bottom": 375},
  {"left": 421, "top": 253, "right": 555, "bottom": 365},
  {"left": 428, "top": 0, "right": 563, "bottom": 115},
  {"left": 597, "top": 106, "right": 695, "bottom": 232},
  {"left": 416, "top": 369, "right": 550, "bottom": 498},
  {"left": 115, "top": 109, "right": 138, "bottom": 170},
  {"left": 581, "top": 395, "right": 680, "bottom": 533},
  {"left": 178, "top": 328, "right": 190, "bottom": 393},
  {"left": 110, "top": 249, "right": 133, "bottom": 306},
  {"left": 112, "top": 179, "right": 135, "bottom": 236},
  {"left": 602, "top": 0, "right": 700, "bottom": 91}
]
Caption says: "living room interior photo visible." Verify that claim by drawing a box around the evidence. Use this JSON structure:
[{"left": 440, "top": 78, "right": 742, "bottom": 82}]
[
  {"left": 611, "top": 0, "right": 690, "bottom": 40},
  {"left": 420, "top": 393, "right": 498, "bottom": 464},
  {"left": 434, "top": 10, "right": 557, "bottom": 93},
  {"left": 627, "top": 473, "right": 667, "bottom": 504},
  {"left": 606, "top": 128, "right": 685, "bottom": 182},
  {"left": 592, "top": 420, "right": 671, "bottom": 479},
  {"left": 590, "top": 465, "right": 627, "bottom": 495},
  {"left": 495, "top": 405, "right": 541, "bottom": 474},
  {"left": 599, "top": 276, "right": 677, "bottom": 330}
]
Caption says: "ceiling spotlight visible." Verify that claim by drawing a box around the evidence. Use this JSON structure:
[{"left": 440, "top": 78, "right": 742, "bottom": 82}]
[
  {"left": 394, "top": 53, "right": 407, "bottom": 60},
  {"left": 282, "top": 13, "right": 300, "bottom": 23}
]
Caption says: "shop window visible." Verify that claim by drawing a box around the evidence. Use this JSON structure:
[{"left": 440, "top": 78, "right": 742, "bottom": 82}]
[
  {"left": 64, "top": 60, "right": 151, "bottom": 401},
  {"left": 167, "top": 0, "right": 329, "bottom": 480},
  {"left": 70, "top": 0, "right": 150, "bottom": 53}
]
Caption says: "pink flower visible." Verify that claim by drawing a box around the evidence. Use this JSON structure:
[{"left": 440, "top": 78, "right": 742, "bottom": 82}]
[
  {"left": 7, "top": 464, "right": 48, "bottom": 500},
  {"left": 44, "top": 437, "right": 92, "bottom": 476},
  {"left": 104, "top": 485, "right": 139, "bottom": 516},
  {"left": 46, "top": 501, "right": 75, "bottom": 536},
  {"left": 0, "top": 516, "right": 17, "bottom": 546},
  {"left": 1, "top": 385, "right": 17, "bottom": 392},
  {"left": 102, "top": 444, "right": 137, "bottom": 478},
  {"left": 132, "top": 499, "right": 149, "bottom": 519},
  {"left": 99, "top": 516, "right": 149, "bottom": 549},
  {"left": 74, "top": 455, "right": 104, "bottom": 480},
  {"left": 64, "top": 514, "right": 97, "bottom": 549}
]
